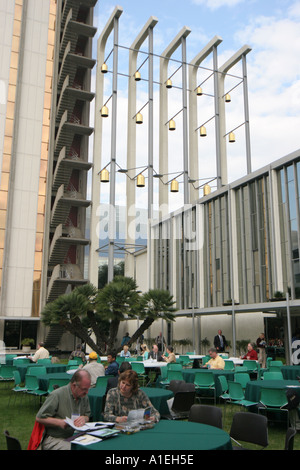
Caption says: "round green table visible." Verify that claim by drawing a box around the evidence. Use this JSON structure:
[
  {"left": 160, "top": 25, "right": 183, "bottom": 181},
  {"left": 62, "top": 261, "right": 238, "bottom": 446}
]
[
  {"left": 71, "top": 420, "right": 232, "bottom": 450},
  {"left": 17, "top": 363, "right": 67, "bottom": 382},
  {"left": 38, "top": 372, "right": 71, "bottom": 391},
  {"left": 88, "top": 387, "right": 174, "bottom": 421},
  {"left": 281, "top": 366, "right": 300, "bottom": 380},
  {"left": 245, "top": 379, "right": 300, "bottom": 402}
]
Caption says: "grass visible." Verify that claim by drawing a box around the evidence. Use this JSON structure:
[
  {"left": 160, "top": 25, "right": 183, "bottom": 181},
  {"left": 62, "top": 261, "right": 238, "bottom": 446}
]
[{"left": 0, "top": 375, "right": 299, "bottom": 451}]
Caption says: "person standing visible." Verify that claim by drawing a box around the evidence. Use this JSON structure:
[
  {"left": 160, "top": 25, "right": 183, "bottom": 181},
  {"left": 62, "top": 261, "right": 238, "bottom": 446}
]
[
  {"left": 213, "top": 330, "right": 227, "bottom": 353},
  {"left": 256, "top": 333, "right": 267, "bottom": 368}
]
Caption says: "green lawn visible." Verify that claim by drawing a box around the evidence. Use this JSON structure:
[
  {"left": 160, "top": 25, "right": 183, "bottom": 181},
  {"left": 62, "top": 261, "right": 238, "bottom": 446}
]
[{"left": 0, "top": 379, "right": 299, "bottom": 451}]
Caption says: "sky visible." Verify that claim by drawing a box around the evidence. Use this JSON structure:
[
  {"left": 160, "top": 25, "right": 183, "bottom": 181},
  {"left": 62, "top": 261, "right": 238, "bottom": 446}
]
[{"left": 91, "top": 0, "right": 300, "bottom": 213}]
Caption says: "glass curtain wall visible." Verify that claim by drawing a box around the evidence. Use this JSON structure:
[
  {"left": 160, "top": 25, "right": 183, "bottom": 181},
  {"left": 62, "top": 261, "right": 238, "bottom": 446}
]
[
  {"left": 235, "top": 175, "right": 273, "bottom": 304},
  {"left": 203, "top": 193, "right": 230, "bottom": 307},
  {"left": 278, "top": 161, "right": 300, "bottom": 298}
]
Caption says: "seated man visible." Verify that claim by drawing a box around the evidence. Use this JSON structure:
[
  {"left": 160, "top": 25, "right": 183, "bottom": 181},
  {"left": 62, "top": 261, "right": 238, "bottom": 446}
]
[
  {"left": 36, "top": 370, "right": 91, "bottom": 450},
  {"left": 148, "top": 344, "right": 164, "bottom": 362},
  {"left": 30, "top": 342, "right": 50, "bottom": 362},
  {"left": 203, "top": 347, "right": 225, "bottom": 370},
  {"left": 105, "top": 350, "right": 119, "bottom": 377},
  {"left": 69, "top": 344, "right": 87, "bottom": 365},
  {"left": 82, "top": 352, "right": 105, "bottom": 387}
]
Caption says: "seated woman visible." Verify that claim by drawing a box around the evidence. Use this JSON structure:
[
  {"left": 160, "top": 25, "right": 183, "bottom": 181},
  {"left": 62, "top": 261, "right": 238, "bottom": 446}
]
[
  {"left": 140, "top": 343, "right": 150, "bottom": 360},
  {"left": 103, "top": 370, "right": 160, "bottom": 423},
  {"left": 120, "top": 344, "right": 131, "bottom": 358},
  {"left": 162, "top": 345, "right": 176, "bottom": 363}
]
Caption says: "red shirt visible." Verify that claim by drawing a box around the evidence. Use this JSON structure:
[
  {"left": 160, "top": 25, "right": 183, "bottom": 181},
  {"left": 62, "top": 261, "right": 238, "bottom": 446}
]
[{"left": 242, "top": 349, "right": 258, "bottom": 360}]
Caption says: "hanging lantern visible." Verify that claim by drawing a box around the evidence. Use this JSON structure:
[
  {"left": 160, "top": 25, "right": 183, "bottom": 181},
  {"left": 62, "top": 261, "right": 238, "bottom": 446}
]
[
  {"left": 136, "top": 112, "right": 143, "bottom": 124},
  {"left": 101, "top": 63, "right": 108, "bottom": 73},
  {"left": 225, "top": 93, "right": 231, "bottom": 102},
  {"left": 100, "top": 105, "right": 109, "bottom": 117},
  {"left": 134, "top": 71, "right": 141, "bottom": 81},
  {"left": 200, "top": 125, "right": 207, "bottom": 137},
  {"left": 196, "top": 86, "right": 203, "bottom": 96},
  {"left": 229, "top": 132, "right": 235, "bottom": 143},
  {"left": 170, "top": 179, "right": 179, "bottom": 192},
  {"left": 166, "top": 79, "right": 172, "bottom": 89},
  {"left": 100, "top": 168, "right": 109, "bottom": 182},
  {"left": 136, "top": 174, "right": 145, "bottom": 187},
  {"left": 169, "top": 119, "right": 176, "bottom": 131},
  {"left": 203, "top": 184, "right": 211, "bottom": 196}
]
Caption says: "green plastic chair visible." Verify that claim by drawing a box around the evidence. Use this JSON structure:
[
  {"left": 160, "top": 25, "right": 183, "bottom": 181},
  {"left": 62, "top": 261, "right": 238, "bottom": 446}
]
[
  {"left": 160, "top": 370, "right": 184, "bottom": 387},
  {"left": 168, "top": 363, "right": 183, "bottom": 371},
  {"left": 95, "top": 376, "right": 109, "bottom": 389},
  {"left": 25, "top": 374, "right": 48, "bottom": 402},
  {"left": 68, "top": 359, "right": 82, "bottom": 366},
  {"left": 116, "top": 357, "right": 125, "bottom": 365},
  {"left": 224, "top": 360, "right": 235, "bottom": 371},
  {"left": 131, "top": 362, "right": 147, "bottom": 386},
  {"left": 179, "top": 355, "right": 192, "bottom": 367},
  {"left": 234, "top": 372, "right": 251, "bottom": 390},
  {"left": 0, "top": 365, "right": 16, "bottom": 382},
  {"left": 268, "top": 361, "right": 283, "bottom": 373},
  {"left": 259, "top": 387, "right": 289, "bottom": 426},
  {"left": 8, "top": 371, "right": 28, "bottom": 406},
  {"left": 218, "top": 375, "right": 230, "bottom": 420},
  {"left": 37, "top": 358, "right": 52, "bottom": 365},
  {"left": 227, "top": 381, "right": 258, "bottom": 410},
  {"left": 47, "top": 377, "right": 70, "bottom": 393},
  {"left": 263, "top": 371, "right": 284, "bottom": 380},
  {"left": 235, "top": 366, "right": 249, "bottom": 373},
  {"left": 27, "top": 366, "right": 47, "bottom": 377},
  {"left": 193, "top": 371, "right": 216, "bottom": 404},
  {"left": 202, "top": 356, "right": 210, "bottom": 366},
  {"left": 243, "top": 360, "right": 258, "bottom": 372}
]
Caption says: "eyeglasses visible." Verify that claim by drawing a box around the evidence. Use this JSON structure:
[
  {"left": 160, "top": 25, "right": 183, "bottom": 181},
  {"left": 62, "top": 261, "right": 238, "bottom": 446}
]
[{"left": 75, "top": 383, "right": 89, "bottom": 393}]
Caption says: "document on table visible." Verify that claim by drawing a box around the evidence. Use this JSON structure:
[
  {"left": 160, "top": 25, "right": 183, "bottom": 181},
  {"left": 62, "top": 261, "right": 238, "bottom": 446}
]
[
  {"left": 65, "top": 417, "right": 114, "bottom": 432},
  {"left": 72, "top": 434, "right": 102, "bottom": 446}
]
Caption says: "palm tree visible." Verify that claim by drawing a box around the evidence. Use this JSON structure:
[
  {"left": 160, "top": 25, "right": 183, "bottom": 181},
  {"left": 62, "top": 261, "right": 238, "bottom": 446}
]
[
  {"left": 95, "top": 276, "right": 142, "bottom": 350},
  {"left": 126, "top": 289, "right": 177, "bottom": 349},
  {"left": 41, "top": 284, "right": 101, "bottom": 353}
]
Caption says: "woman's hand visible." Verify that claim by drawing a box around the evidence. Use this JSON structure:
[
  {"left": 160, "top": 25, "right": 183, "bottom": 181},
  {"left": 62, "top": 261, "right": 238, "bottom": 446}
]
[{"left": 116, "top": 416, "right": 128, "bottom": 423}]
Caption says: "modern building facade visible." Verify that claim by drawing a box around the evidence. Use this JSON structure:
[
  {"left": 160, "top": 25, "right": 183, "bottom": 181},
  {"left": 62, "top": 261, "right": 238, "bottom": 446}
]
[
  {"left": 148, "top": 149, "right": 300, "bottom": 360},
  {"left": 0, "top": 0, "right": 97, "bottom": 349}
]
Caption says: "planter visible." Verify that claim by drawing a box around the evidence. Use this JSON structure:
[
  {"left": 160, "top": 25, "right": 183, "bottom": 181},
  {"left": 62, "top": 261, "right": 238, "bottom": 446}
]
[{"left": 22, "top": 346, "right": 31, "bottom": 353}]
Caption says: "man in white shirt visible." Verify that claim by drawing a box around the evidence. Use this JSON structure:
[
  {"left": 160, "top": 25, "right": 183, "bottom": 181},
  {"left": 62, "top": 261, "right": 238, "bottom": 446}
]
[
  {"left": 30, "top": 342, "right": 50, "bottom": 362},
  {"left": 82, "top": 352, "right": 105, "bottom": 387}
]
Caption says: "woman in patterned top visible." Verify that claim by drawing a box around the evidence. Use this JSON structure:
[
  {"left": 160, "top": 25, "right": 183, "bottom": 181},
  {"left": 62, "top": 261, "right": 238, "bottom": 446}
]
[{"left": 103, "top": 370, "right": 160, "bottom": 423}]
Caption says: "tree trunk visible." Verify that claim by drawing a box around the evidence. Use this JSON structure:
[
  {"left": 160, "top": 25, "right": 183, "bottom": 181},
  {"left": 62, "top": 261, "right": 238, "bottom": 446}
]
[
  {"left": 116, "top": 316, "right": 155, "bottom": 353},
  {"left": 63, "top": 316, "right": 103, "bottom": 356},
  {"left": 86, "top": 311, "right": 107, "bottom": 352},
  {"left": 107, "top": 318, "right": 120, "bottom": 351}
]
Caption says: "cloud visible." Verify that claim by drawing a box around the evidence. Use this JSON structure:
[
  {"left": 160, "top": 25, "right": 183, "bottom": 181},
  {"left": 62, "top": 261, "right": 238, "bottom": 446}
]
[{"left": 191, "top": 0, "right": 245, "bottom": 10}]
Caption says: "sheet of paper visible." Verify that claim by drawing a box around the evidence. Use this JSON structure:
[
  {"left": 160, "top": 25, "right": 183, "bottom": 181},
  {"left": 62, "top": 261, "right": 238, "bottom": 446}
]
[
  {"left": 72, "top": 434, "right": 102, "bottom": 446},
  {"left": 65, "top": 417, "right": 109, "bottom": 431}
]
